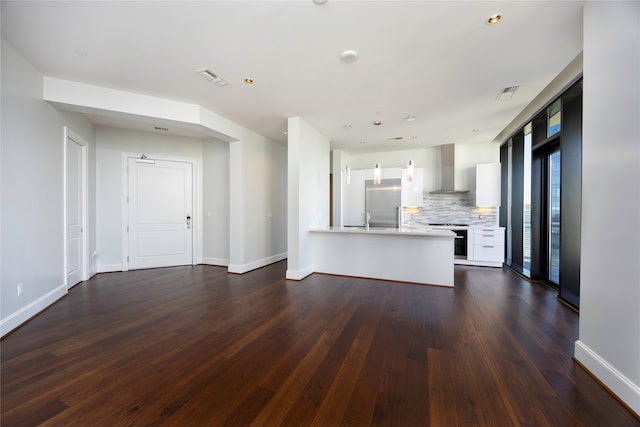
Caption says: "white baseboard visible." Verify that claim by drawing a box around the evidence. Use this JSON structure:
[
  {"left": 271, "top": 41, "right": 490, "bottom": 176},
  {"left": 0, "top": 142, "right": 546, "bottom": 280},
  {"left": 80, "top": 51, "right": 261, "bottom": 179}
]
[
  {"left": 200, "top": 257, "right": 229, "bottom": 267},
  {"left": 286, "top": 264, "right": 314, "bottom": 281},
  {"left": 1, "top": 284, "right": 67, "bottom": 337},
  {"left": 228, "top": 252, "right": 287, "bottom": 274},
  {"left": 97, "top": 263, "right": 123, "bottom": 273},
  {"left": 89, "top": 265, "right": 98, "bottom": 278},
  {"left": 574, "top": 340, "right": 640, "bottom": 416}
]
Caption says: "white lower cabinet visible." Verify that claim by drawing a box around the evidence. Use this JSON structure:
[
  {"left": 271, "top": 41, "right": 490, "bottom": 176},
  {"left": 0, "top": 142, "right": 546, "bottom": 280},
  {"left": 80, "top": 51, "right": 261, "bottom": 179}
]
[{"left": 467, "top": 227, "right": 505, "bottom": 265}]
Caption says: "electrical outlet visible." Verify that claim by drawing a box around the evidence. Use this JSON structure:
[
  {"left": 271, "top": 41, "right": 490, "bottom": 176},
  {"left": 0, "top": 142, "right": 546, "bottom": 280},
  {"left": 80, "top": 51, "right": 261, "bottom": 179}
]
[{"left": 17, "top": 283, "right": 23, "bottom": 296}]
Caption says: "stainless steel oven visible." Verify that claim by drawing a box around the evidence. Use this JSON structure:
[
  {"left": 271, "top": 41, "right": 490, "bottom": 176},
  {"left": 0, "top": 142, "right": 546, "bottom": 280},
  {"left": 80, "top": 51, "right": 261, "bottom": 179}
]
[
  {"left": 453, "top": 229, "right": 467, "bottom": 257},
  {"left": 429, "top": 224, "right": 469, "bottom": 258}
]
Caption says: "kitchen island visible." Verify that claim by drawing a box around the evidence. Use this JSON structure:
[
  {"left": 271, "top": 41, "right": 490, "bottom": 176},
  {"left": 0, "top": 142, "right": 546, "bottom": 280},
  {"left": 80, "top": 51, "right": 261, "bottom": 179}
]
[{"left": 309, "top": 227, "right": 456, "bottom": 287}]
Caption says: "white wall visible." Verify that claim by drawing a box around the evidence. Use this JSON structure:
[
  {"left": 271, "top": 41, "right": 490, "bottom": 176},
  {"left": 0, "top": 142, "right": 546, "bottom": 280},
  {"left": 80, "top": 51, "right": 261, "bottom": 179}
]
[
  {"left": 95, "top": 127, "right": 204, "bottom": 271},
  {"left": 576, "top": 2, "right": 640, "bottom": 415},
  {"left": 202, "top": 138, "right": 230, "bottom": 266},
  {"left": 455, "top": 142, "right": 501, "bottom": 192},
  {"left": 287, "top": 117, "right": 330, "bottom": 280},
  {"left": 228, "top": 135, "right": 288, "bottom": 273},
  {"left": 1, "top": 39, "right": 96, "bottom": 335}
]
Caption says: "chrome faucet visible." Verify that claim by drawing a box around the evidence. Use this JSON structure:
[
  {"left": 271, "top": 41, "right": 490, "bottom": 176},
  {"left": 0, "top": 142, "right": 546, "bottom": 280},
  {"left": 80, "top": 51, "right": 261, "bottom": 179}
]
[{"left": 366, "top": 210, "right": 371, "bottom": 230}]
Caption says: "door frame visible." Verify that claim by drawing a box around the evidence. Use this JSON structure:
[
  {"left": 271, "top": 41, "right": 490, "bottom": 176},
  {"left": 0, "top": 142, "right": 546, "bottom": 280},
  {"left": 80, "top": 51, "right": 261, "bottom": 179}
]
[
  {"left": 121, "top": 152, "right": 197, "bottom": 271},
  {"left": 63, "top": 127, "right": 89, "bottom": 288}
]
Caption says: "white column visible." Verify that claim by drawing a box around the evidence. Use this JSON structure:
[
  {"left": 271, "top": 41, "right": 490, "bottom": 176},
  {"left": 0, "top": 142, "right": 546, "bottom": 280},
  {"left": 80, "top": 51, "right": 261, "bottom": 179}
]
[{"left": 576, "top": 1, "right": 640, "bottom": 416}]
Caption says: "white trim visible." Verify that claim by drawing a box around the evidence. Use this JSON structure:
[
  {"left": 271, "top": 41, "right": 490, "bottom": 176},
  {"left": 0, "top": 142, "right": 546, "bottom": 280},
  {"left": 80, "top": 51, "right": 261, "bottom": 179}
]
[
  {"left": 0, "top": 284, "right": 67, "bottom": 337},
  {"left": 200, "top": 257, "right": 229, "bottom": 267},
  {"left": 574, "top": 340, "right": 640, "bottom": 416},
  {"left": 97, "top": 263, "right": 124, "bottom": 273},
  {"left": 63, "top": 127, "right": 90, "bottom": 288},
  {"left": 229, "top": 252, "right": 287, "bottom": 274},
  {"left": 121, "top": 154, "right": 130, "bottom": 271},
  {"left": 286, "top": 264, "right": 314, "bottom": 281},
  {"left": 89, "top": 265, "right": 98, "bottom": 278}
]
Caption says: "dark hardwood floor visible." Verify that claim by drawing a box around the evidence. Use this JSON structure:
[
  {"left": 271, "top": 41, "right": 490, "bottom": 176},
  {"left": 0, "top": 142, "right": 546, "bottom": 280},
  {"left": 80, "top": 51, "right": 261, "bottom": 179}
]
[{"left": 2, "top": 261, "right": 638, "bottom": 426}]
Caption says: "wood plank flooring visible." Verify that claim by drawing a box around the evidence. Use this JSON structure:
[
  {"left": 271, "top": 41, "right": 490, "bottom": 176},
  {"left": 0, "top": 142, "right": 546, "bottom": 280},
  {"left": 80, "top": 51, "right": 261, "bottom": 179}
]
[{"left": 2, "top": 261, "right": 638, "bottom": 426}]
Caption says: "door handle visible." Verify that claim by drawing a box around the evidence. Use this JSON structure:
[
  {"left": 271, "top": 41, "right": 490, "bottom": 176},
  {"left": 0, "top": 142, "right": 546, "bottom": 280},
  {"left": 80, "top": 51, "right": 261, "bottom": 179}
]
[{"left": 186, "top": 215, "right": 191, "bottom": 228}]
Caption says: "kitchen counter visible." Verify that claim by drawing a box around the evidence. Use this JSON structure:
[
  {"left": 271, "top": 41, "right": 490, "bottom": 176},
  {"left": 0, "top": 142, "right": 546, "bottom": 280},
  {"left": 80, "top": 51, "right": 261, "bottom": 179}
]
[
  {"left": 311, "top": 226, "right": 455, "bottom": 237},
  {"left": 309, "top": 227, "right": 455, "bottom": 287}
]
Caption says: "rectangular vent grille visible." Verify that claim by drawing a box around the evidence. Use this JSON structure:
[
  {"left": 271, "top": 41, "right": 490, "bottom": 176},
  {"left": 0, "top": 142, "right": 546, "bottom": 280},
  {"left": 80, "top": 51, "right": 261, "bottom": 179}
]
[
  {"left": 496, "top": 84, "right": 520, "bottom": 100},
  {"left": 196, "top": 68, "right": 231, "bottom": 87}
]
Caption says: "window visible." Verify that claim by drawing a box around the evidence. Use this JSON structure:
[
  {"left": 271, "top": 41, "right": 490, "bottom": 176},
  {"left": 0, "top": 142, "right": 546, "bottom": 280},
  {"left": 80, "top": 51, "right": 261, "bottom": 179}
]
[
  {"left": 523, "top": 123, "right": 532, "bottom": 275},
  {"left": 548, "top": 99, "right": 561, "bottom": 137},
  {"left": 506, "top": 139, "right": 513, "bottom": 265},
  {"left": 548, "top": 150, "right": 561, "bottom": 284}
]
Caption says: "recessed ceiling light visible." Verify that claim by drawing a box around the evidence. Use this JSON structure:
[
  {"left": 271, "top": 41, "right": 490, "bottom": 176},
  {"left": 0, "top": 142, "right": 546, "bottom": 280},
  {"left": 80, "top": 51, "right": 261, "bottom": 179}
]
[
  {"left": 487, "top": 14, "right": 502, "bottom": 25},
  {"left": 472, "top": 129, "right": 481, "bottom": 133},
  {"left": 341, "top": 50, "right": 358, "bottom": 63},
  {"left": 244, "top": 78, "right": 254, "bottom": 84},
  {"left": 283, "top": 131, "right": 288, "bottom": 135},
  {"left": 313, "top": 0, "right": 328, "bottom": 4},
  {"left": 405, "top": 116, "right": 416, "bottom": 122},
  {"left": 343, "top": 124, "right": 352, "bottom": 129},
  {"left": 373, "top": 120, "right": 382, "bottom": 126},
  {"left": 74, "top": 48, "right": 88, "bottom": 57},
  {"left": 411, "top": 135, "right": 418, "bottom": 139}
]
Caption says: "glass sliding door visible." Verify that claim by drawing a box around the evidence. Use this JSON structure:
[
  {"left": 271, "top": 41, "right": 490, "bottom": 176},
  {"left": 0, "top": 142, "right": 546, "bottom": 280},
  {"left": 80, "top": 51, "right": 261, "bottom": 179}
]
[{"left": 548, "top": 149, "right": 561, "bottom": 284}]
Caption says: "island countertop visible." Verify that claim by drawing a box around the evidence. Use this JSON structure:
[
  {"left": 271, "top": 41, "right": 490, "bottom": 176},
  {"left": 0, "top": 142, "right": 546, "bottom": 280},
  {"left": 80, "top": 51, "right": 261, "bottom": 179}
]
[
  {"left": 308, "top": 226, "right": 455, "bottom": 287},
  {"left": 309, "top": 226, "right": 456, "bottom": 237}
]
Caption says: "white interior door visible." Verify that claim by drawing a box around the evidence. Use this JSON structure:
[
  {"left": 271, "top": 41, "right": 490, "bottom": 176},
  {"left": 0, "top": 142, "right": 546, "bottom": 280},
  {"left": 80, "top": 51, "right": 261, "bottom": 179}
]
[
  {"left": 128, "top": 158, "right": 193, "bottom": 270},
  {"left": 66, "top": 137, "right": 84, "bottom": 288}
]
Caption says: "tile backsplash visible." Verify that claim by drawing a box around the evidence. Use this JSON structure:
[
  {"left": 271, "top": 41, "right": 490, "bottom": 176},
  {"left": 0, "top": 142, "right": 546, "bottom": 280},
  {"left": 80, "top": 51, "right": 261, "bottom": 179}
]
[{"left": 402, "top": 192, "right": 498, "bottom": 227}]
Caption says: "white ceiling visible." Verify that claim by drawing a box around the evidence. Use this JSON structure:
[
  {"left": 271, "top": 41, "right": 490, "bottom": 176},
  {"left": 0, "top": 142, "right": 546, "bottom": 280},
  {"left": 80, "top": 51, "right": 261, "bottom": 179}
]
[{"left": 1, "top": 1, "right": 584, "bottom": 151}]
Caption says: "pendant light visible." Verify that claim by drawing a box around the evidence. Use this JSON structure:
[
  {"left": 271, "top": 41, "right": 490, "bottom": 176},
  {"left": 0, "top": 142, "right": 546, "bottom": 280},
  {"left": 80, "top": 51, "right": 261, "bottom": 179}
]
[
  {"left": 407, "top": 160, "right": 415, "bottom": 182},
  {"left": 373, "top": 163, "right": 382, "bottom": 185},
  {"left": 405, "top": 117, "right": 416, "bottom": 182},
  {"left": 344, "top": 164, "right": 351, "bottom": 185}
]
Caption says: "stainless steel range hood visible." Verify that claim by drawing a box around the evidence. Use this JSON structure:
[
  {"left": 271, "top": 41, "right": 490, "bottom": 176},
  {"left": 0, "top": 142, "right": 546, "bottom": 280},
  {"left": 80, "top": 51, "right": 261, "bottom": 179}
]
[{"left": 430, "top": 144, "right": 470, "bottom": 194}]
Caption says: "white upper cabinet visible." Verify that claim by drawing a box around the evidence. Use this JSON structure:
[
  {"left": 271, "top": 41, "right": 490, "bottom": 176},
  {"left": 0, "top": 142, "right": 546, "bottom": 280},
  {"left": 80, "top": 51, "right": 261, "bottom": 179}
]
[
  {"left": 401, "top": 167, "right": 424, "bottom": 207},
  {"left": 476, "top": 163, "right": 501, "bottom": 207}
]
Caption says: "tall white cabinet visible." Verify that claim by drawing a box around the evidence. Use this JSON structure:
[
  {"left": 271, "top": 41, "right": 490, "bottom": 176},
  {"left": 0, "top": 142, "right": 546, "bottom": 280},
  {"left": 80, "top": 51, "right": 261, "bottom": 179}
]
[
  {"left": 343, "top": 169, "right": 367, "bottom": 226},
  {"left": 401, "top": 168, "right": 424, "bottom": 207}
]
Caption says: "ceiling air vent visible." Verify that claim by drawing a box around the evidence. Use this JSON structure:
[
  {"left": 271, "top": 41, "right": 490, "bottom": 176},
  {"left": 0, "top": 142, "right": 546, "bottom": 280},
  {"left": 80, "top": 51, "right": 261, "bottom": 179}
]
[
  {"left": 496, "top": 84, "right": 520, "bottom": 100},
  {"left": 196, "top": 68, "right": 231, "bottom": 87}
]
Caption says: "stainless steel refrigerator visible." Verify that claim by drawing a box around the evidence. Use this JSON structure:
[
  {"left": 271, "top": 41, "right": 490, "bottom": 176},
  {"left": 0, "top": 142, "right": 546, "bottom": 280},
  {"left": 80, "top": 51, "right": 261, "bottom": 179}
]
[{"left": 365, "top": 178, "right": 401, "bottom": 228}]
